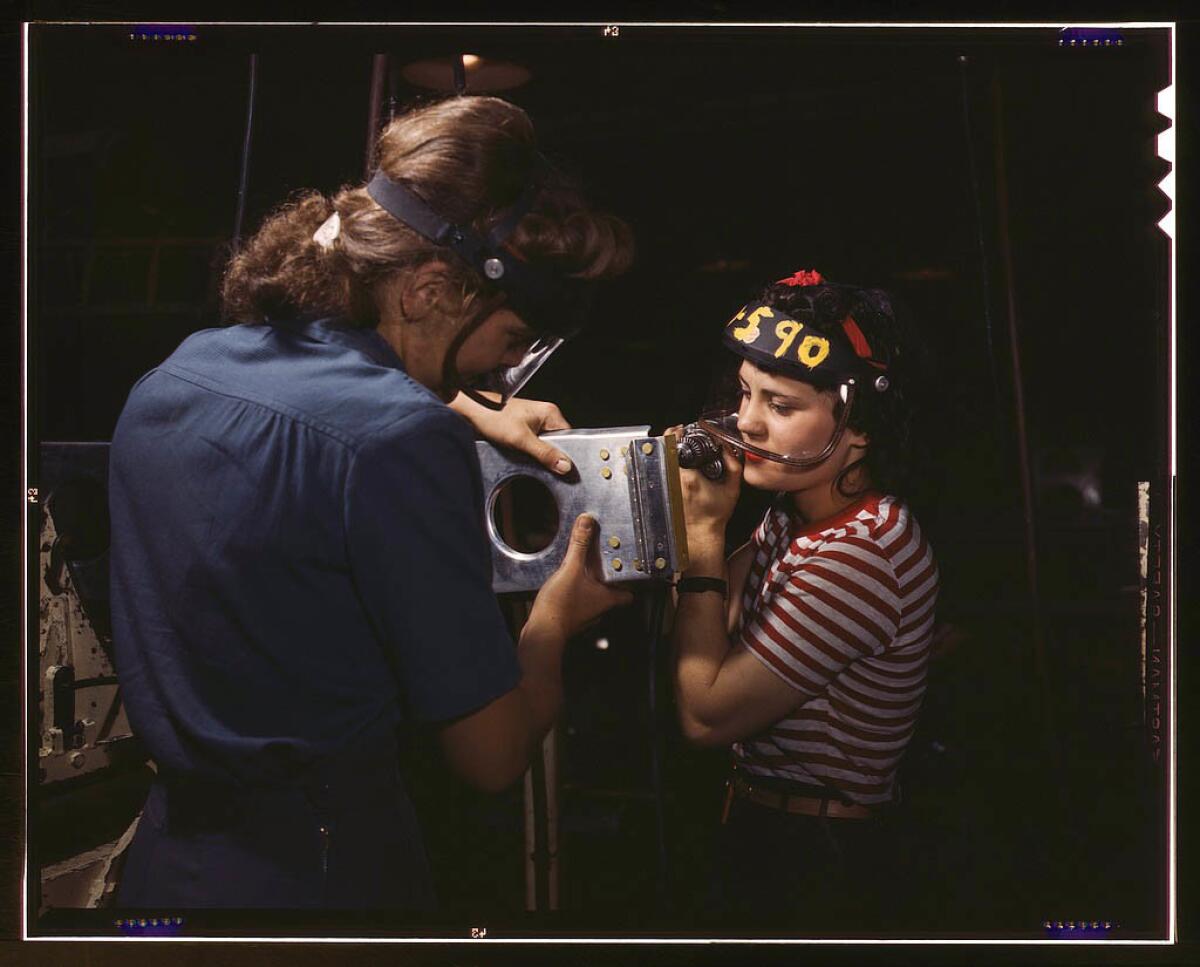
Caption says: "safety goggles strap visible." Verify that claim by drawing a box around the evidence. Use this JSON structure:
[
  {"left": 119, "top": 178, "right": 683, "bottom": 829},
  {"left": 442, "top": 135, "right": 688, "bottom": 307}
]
[
  {"left": 366, "top": 171, "right": 487, "bottom": 265},
  {"left": 367, "top": 163, "right": 547, "bottom": 272}
]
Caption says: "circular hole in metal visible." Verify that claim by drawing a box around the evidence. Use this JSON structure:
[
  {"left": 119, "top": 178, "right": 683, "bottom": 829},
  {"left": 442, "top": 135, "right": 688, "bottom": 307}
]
[{"left": 490, "top": 475, "right": 560, "bottom": 555}]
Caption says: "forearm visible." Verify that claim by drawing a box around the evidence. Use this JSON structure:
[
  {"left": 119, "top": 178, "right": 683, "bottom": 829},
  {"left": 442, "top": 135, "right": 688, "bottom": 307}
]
[
  {"left": 514, "top": 617, "right": 567, "bottom": 741},
  {"left": 438, "top": 624, "right": 564, "bottom": 793},
  {"left": 439, "top": 511, "right": 628, "bottom": 792},
  {"left": 671, "top": 528, "right": 733, "bottom": 744}
]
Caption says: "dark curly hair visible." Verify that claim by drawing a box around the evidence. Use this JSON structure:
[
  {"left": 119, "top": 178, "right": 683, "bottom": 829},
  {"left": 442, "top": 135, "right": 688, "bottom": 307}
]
[
  {"left": 221, "top": 95, "right": 633, "bottom": 327},
  {"left": 752, "top": 277, "right": 926, "bottom": 500}
]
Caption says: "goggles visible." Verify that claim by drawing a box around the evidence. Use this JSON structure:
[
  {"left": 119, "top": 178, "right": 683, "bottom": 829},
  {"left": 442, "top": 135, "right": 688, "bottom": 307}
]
[
  {"left": 461, "top": 332, "right": 567, "bottom": 402},
  {"left": 367, "top": 167, "right": 592, "bottom": 409}
]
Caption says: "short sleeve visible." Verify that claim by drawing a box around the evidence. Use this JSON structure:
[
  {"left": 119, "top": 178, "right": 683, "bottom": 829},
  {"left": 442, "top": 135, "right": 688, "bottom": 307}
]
[
  {"left": 344, "top": 407, "right": 520, "bottom": 724},
  {"left": 738, "top": 536, "right": 901, "bottom": 698}
]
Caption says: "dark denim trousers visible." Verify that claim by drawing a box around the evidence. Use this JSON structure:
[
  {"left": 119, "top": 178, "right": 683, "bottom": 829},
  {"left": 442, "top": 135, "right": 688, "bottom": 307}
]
[
  {"left": 708, "top": 795, "right": 897, "bottom": 933},
  {"left": 117, "top": 762, "right": 436, "bottom": 910}
]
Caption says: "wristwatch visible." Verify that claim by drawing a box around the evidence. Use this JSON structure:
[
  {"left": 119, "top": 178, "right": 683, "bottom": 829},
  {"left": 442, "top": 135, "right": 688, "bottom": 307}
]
[{"left": 675, "top": 576, "right": 728, "bottom": 596}]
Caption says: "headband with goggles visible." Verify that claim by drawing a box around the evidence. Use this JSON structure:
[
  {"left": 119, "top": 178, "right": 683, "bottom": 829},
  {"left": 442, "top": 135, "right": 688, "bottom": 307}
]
[
  {"left": 365, "top": 169, "right": 593, "bottom": 339},
  {"left": 366, "top": 166, "right": 591, "bottom": 409}
]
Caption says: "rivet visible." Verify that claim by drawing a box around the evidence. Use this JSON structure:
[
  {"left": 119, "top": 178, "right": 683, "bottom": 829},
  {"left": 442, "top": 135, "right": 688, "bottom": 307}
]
[
  {"left": 654, "top": 557, "right": 667, "bottom": 570},
  {"left": 612, "top": 558, "right": 623, "bottom": 571},
  {"left": 599, "top": 448, "right": 610, "bottom": 460},
  {"left": 634, "top": 559, "right": 644, "bottom": 571},
  {"left": 483, "top": 257, "right": 505, "bottom": 280},
  {"left": 600, "top": 467, "right": 612, "bottom": 479},
  {"left": 641, "top": 442, "right": 654, "bottom": 454},
  {"left": 608, "top": 536, "right": 620, "bottom": 548}
]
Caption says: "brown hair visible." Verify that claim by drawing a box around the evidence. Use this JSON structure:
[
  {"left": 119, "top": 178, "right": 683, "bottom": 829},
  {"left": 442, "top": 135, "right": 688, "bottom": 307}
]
[{"left": 220, "top": 95, "right": 633, "bottom": 327}]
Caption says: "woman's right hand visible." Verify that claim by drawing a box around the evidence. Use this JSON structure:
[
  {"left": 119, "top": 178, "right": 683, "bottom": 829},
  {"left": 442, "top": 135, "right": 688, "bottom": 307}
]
[
  {"left": 664, "top": 425, "right": 744, "bottom": 562},
  {"left": 528, "top": 513, "right": 635, "bottom": 639}
]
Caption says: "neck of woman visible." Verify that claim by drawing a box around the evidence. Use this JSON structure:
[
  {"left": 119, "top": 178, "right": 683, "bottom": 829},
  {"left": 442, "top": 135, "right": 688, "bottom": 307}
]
[{"left": 788, "top": 468, "right": 874, "bottom": 526}]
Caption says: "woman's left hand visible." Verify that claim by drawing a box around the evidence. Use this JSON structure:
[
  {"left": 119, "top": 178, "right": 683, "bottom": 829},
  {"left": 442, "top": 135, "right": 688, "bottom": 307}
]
[{"left": 449, "top": 393, "right": 574, "bottom": 475}]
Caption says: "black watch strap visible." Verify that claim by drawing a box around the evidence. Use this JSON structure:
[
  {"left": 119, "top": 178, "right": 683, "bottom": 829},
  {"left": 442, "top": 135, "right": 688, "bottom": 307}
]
[{"left": 676, "top": 577, "right": 728, "bottom": 596}]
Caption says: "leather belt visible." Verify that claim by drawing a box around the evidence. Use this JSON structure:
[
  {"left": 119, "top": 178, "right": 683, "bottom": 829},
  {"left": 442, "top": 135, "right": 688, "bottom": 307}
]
[{"left": 727, "top": 775, "right": 874, "bottom": 820}]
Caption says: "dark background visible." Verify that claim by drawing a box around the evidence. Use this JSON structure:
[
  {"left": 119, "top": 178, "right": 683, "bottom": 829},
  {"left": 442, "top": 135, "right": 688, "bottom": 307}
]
[{"left": 18, "top": 18, "right": 1178, "bottom": 947}]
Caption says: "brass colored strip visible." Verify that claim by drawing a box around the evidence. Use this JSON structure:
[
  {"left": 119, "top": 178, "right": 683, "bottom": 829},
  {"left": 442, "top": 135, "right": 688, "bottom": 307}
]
[{"left": 661, "top": 432, "right": 689, "bottom": 573}]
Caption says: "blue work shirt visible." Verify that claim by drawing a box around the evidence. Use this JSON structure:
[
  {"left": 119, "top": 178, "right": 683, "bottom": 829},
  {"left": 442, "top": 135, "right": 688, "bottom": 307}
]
[{"left": 109, "top": 317, "right": 521, "bottom": 788}]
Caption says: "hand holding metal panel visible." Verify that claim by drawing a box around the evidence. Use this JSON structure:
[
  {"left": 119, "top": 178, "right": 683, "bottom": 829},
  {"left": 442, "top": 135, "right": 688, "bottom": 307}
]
[{"left": 476, "top": 427, "right": 689, "bottom": 593}]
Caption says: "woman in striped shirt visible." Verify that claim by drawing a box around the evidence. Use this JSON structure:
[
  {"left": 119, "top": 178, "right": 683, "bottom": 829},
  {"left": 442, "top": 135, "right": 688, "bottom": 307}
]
[{"left": 671, "top": 269, "right": 938, "bottom": 929}]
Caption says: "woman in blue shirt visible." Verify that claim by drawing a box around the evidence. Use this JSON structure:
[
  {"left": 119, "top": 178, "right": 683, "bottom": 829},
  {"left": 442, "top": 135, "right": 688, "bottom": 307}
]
[{"left": 111, "top": 95, "right": 634, "bottom": 909}]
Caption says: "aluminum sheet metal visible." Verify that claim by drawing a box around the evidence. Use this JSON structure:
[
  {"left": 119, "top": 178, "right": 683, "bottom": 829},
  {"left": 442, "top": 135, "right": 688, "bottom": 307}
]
[{"left": 476, "top": 427, "right": 689, "bottom": 593}]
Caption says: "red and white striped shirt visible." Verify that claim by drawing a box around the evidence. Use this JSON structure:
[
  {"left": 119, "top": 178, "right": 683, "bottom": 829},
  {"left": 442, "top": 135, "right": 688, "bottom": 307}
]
[{"left": 732, "top": 492, "right": 939, "bottom": 805}]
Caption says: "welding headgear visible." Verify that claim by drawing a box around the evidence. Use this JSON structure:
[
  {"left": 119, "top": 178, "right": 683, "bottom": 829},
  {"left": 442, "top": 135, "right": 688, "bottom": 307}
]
[
  {"left": 696, "top": 270, "right": 895, "bottom": 469},
  {"left": 367, "top": 164, "right": 594, "bottom": 409}
]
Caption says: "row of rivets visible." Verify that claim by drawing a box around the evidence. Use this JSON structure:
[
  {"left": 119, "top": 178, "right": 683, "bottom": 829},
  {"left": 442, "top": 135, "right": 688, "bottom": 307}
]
[
  {"left": 595, "top": 441, "right": 664, "bottom": 572},
  {"left": 610, "top": 554, "right": 664, "bottom": 572}
]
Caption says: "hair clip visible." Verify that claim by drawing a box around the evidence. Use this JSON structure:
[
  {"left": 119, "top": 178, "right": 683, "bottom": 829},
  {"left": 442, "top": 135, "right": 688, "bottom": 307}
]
[{"left": 312, "top": 211, "right": 341, "bottom": 251}]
